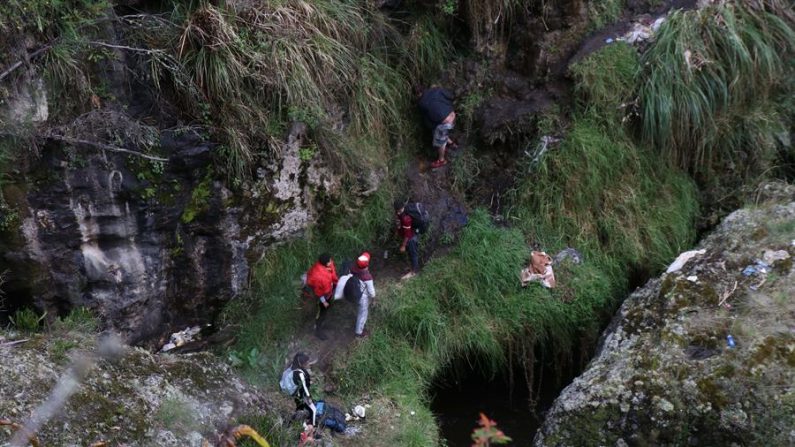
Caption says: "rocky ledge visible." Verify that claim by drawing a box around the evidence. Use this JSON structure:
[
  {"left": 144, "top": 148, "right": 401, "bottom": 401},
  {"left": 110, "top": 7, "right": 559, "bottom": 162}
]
[
  {"left": 535, "top": 185, "right": 795, "bottom": 446},
  {"left": 0, "top": 329, "right": 266, "bottom": 446}
]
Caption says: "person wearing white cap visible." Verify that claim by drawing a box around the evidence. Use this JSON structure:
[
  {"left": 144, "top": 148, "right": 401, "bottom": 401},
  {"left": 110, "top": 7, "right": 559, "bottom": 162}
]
[{"left": 350, "top": 252, "right": 376, "bottom": 338}]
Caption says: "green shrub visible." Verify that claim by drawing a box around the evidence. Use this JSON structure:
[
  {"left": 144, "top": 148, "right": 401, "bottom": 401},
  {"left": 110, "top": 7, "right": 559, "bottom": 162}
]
[
  {"left": 570, "top": 42, "right": 639, "bottom": 117},
  {"left": 57, "top": 307, "right": 98, "bottom": 332},
  {"left": 638, "top": 1, "right": 795, "bottom": 174},
  {"left": 587, "top": 0, "right": 625, "bottom": 30},
  {"left": 50, "top": 338, "right": 79, "bottom": 364},
  {"left": 9, "top": 308, "right": 46, "bottom": 333}
]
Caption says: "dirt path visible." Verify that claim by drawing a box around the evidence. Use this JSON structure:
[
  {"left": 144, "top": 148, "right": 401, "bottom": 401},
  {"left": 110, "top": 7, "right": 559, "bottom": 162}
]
[{"left": 285, "top": 155, "right": 470, "bottom": 379}]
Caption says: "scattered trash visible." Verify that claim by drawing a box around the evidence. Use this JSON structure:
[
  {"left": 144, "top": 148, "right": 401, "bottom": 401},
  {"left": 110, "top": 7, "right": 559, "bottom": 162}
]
[
  {"left": 521, "top": 251, "right": 556, "bottom": 289},
  {"left": 651, "top": 17, "right": 666, "bottom": 33},
  {"left": 717, "top": 281, "right": 738, "bottom": 308},
  {"left": 346, "top": 405, "right": 367, "bottom": 422},
  {"left": 160, "top": 325, "right": 205, "bottom": 352},
  {"left": 742, "top": 260, "right": 771, "bottom": 277},
  {"left": 553, "top": 247, "right": 583, "bottom": 265},
  {"left": 666, "top": 249, "right": 706, "bottom": 273},
  {"left": 762, "top": 249, "right": 790, "bottom": 265},
  {"left": 726, "top": 335, "right": 736, "bottom": 349},
  {"left": 383, "top": 250, "right": 389, "bottom": 260},
  {"left": 217, "top": 425, "right": 271, "bottom": 447},
  {"left": 605, "top": 37, "right": 614, "bottom": 44},
  {"left": 614, "top": 16, "right": 667, "bottom": 45},
  {"left": 526, "top": 135, "right": 560, "bottom": 169},
  {"left": 618, "top": 23, "right": 652, "bottom": 44},
  {"left": 686, "top": 275, "right": 698, "bottom": 283}
]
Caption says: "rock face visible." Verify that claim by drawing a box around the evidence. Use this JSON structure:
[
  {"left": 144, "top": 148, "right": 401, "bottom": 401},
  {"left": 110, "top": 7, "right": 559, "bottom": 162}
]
[
  {"left": 0, "top": 47, "right": 347, "bottom": 343},
  {"left": 535, "top": 189, "right": 795, "bottom": 446},
  {"left": 0, "top": 329, "right": 267, "bottom": 446}
]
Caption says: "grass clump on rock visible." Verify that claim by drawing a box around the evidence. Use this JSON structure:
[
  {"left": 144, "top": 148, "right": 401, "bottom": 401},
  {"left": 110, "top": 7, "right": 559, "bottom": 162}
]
[{"left": 638, "top": 0, "right": 795, "bottom": 175}]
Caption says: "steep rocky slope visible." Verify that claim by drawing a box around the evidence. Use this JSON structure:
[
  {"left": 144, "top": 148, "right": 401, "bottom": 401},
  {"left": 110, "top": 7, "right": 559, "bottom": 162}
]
[
  {"left": 0, "top": 328, "right": 266, "bottom": 446},
  {"left": 535, "top": 184, "right": 795, "bottom": 446}
]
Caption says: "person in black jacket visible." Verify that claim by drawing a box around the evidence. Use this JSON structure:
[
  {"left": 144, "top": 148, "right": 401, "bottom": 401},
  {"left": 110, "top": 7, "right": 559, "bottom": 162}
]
[
  {"left": 418, "top": 86, "right": 458, "bottom": 169},
  {"left": 291, "top": 352, "right": 317, "bottom": 426}
]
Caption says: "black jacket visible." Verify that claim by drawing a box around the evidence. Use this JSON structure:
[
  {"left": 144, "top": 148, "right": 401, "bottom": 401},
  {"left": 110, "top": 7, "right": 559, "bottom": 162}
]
[{"left": 419, "top": 87, "right": 454, "bottom": 129}]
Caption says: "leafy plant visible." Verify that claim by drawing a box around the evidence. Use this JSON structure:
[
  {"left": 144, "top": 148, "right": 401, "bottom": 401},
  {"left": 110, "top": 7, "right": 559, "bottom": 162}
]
[
  {"left": 298, "top": 145, "right": 317, "bottom": 162},
  {"left": 181, "top": 174, "right": 212, "bottom": 224},
  {"left": 587, "top": 0, "right": 625, "bottom": 31},
  {"left": 471, "top": 413, "right": 512, "bottom": 446},
  {"left": 9, "top": 308, "right": 47, "bottom": 333},
  {"left": 439, "top": 0, "right": 458, "bottom": 16},
  {"left": 57, "top": 306, "right": 98, "bottom": 332},
  {"left": 228, "top": 347, "right": 264, "bottom": 369},
  {"left": 50, "top": 338, "right": 79, "bottom": 363}
]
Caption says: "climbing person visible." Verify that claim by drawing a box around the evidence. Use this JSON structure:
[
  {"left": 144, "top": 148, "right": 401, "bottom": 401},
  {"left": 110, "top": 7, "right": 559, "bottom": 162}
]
[
  {"left": 418, "top": 86, "right": 458, "bottom": 169},
  {"left": 280, "top": 352, "right": 317, "bottom": 427},
  {"left": 394, "top": 200, "right": 420, "bottom": 279},
  {"left": 305, "top": 253, "right": 338, "bottom": 340},
  {"left": 349, "top": 252, "right": 376, "bottom": 338}
]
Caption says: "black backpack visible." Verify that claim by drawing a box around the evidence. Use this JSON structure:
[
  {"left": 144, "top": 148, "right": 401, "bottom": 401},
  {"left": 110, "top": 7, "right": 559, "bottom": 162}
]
[
  {"left": 343, "top": 274, "right": 363, "bottom": 303},
  {"left": 404, "top": 202, "right": 430, "bottom": 234},
  {"left": 316, "top": 400, "right": 347, "bottom": 433}
]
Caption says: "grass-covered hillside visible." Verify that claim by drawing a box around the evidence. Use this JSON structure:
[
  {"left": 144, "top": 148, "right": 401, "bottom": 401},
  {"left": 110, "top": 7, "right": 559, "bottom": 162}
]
[
  {"left": 0, "top": 0, "right": 793, "bottom": 446},
  {"left": 224, "top": 2, "right": 794, "bottom": 445}
]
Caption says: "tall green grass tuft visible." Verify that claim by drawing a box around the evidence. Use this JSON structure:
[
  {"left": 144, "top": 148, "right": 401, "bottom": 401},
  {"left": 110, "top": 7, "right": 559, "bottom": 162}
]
[
  {"left": 119, "top": 0, "right": 419, "bottom": 180},
  {"left": 511, "top": 116, "right": 698, "bottom": 272},
  {"left": 402, "top": 16, "right": 453, "bottom": 86},
  {"left": 638, "top": 1, "right": 795, "bottom": 174},
  {"left": 570, "top": 41, "right": 638, "bottom": 118}
]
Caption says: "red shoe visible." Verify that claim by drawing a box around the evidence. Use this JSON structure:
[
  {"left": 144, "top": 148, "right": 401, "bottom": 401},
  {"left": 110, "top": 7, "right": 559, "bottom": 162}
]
[
  {"left": 430, "top": 159, "right": 449, "bottom": 169},
  {"left": 355, "top": 329, "right": 370, "bottom": 338}
]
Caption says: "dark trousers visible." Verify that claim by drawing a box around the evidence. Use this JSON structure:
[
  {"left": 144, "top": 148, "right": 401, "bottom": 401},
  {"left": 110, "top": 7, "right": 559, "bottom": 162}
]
[
  {"left": 407, "top": 236, "right": 419, "bottom": 272},
  {"left": 315, "top": 299, "right": 330, "bottom": 331}
]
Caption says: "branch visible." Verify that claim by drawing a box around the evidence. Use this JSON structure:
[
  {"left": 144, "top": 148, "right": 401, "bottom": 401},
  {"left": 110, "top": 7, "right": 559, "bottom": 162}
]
[
  {"left": 46, "top": 135, "right": 168, "bottom": 162},
  {"left": 87, "top": 41, "right": 165, "bottom": 55},
  {"left": 0, "top": 45, "right": 52, "bottom": 83}
]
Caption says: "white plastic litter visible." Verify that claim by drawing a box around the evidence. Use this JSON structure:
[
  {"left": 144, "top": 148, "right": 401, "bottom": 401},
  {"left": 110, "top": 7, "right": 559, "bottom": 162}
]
[
  {"left": 762, "top": 249, "right": 790, "bottom": 265},
  {"left": 161, "top": 326, "right": 203, "bottom": 352},
  {"left": 666, "top": 249, "right": 706, "bottom": 273}
]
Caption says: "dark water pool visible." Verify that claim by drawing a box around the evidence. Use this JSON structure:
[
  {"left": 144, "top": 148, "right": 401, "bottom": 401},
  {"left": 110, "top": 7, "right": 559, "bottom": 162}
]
[
  {"left": 431, "top": 345, "right": 590, "bottom": 446},
  {"left": 430, "top": 369, "right": 541, "bottom": 446}
]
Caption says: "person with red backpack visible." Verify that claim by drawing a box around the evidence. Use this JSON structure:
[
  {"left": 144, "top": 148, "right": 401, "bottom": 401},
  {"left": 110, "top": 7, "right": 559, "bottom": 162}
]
[
  {"left": 394, "top": 200, "right": 422, "bottom": 279},
  {"left": 305, "top": 253, "right": 338, "bottom": 340},
  {"left": 349, "top": 252, "right": 376, "bottom": 338}
]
